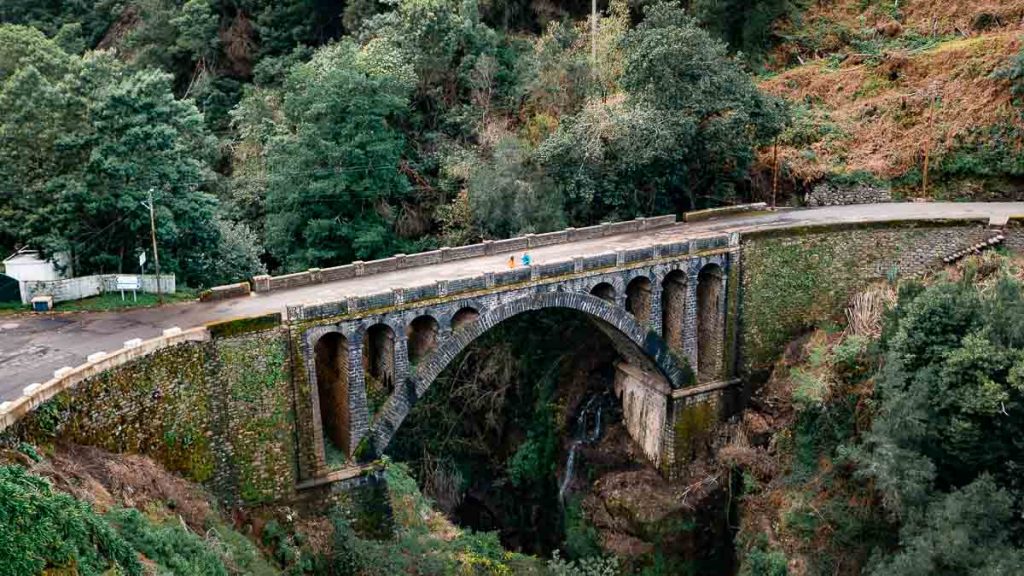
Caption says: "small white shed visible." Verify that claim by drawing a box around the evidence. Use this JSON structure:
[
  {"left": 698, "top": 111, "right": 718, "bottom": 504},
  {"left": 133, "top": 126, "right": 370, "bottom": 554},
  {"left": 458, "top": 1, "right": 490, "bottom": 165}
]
[{"left": 2, "top": 249, "right": 67, "bottom": 303}]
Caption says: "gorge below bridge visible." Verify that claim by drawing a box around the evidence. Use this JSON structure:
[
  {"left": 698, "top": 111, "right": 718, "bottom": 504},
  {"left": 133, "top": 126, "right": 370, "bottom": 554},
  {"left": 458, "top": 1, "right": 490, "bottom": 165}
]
[{"left": 3, "top": 202, "right": 1024, "bottom": 503}]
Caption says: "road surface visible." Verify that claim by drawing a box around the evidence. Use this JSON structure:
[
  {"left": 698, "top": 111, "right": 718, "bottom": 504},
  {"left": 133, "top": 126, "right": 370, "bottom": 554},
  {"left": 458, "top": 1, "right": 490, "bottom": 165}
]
[{"left": 2, "top": 202, "right": 1022, "bottom": 402}]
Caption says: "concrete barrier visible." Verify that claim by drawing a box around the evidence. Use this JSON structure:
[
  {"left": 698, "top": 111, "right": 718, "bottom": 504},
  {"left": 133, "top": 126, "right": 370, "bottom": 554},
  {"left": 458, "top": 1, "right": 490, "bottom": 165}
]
[{"left": 683, "top": 203, "right": 769, "bottom": 223}]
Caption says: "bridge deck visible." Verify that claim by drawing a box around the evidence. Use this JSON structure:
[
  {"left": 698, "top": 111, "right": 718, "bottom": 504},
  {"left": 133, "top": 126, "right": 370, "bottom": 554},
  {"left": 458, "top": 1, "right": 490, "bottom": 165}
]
[{"left": 2, "top": 202, "right": 1023, "bottom": 403}]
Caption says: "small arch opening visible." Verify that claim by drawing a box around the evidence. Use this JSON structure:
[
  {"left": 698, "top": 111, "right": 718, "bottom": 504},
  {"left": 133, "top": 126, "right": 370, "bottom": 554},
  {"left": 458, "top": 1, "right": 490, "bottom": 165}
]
[
  {"left": 661, "top": 270, "right": 688, "bottom": 355},
  {"left": 625, "top": 275, "right": 653, "bottom": 325},
  {"left": 590, "top": 282, "right": 616, "bottom": 303},
  {"left": 408, "top": 315, "right": 440, "bottom": 365},
  {"left": 314, "top": 332, "right": 350, "bottom": 461},
  {"left": 363, "top": 323, "right": 396, "bottom": 415},
  {"left": 451, "top": 307, "right": 480, "bottom": 330},
  {"left": 697, "top": 263, "right": 725, "bottom": 382}
]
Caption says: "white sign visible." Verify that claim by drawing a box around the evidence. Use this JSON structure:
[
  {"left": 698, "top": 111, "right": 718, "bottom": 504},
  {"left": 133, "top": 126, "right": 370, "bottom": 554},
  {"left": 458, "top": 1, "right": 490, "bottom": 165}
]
[
  {"left": 117, "top": 275, "right": 140, "bottom": 302},
  {"left": 116, "top": 275, "right": 142, "bottom": 291},
  {"left": 138, "top": 251, "right": 146, "bottom": 267}
]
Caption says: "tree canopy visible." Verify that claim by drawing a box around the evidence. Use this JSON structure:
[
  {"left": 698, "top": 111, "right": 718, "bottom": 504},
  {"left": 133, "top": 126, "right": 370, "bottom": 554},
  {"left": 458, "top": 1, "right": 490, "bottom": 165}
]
[{"left": 2, "top": 0, "right": 791, "bottom": 280}]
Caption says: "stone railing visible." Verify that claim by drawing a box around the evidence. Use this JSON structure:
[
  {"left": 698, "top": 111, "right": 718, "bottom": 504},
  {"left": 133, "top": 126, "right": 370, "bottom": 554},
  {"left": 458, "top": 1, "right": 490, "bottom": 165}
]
[
  {"left": 253, "top": 215, "right": 678, "bottom": 294},
  {"left": 288, "top": 233, "right": 737, "bottom": 322},
  {"left": 0, "top": 326, "right": 210, "bottom": 432},
  {"left": 200, "top": 281, "right": 251, "bottom": 302},
  {"left": 682, "top": 202, "right": 768, "bottom": 223}
]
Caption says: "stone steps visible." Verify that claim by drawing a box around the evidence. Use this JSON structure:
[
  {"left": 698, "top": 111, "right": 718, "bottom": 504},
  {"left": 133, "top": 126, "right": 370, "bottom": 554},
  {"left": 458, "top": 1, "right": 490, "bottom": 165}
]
[{"left": 942, "top": 234, "right": 1005, "bottom": 264}]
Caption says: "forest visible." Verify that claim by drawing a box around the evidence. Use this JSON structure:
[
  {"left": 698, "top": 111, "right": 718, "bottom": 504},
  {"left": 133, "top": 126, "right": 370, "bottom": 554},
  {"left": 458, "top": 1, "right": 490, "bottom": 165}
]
[{"left": 0, "top": 0, "right": 790, "bottom": 287}]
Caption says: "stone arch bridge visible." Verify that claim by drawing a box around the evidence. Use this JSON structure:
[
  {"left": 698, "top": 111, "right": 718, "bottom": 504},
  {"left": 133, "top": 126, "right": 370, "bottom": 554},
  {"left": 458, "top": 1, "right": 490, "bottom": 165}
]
[
  {"left": 294, "top": 236, "right": 737, "bottom": 478},
  {"left": 6, "top": 203, "right": 1024, "bottom": 502}
]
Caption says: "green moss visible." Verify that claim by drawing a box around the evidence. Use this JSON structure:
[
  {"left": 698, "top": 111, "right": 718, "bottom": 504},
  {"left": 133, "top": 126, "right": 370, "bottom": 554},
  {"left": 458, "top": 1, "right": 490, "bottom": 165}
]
[
  {"left": 673, "top": 400, "right": 716, "bottom": 469},
  {"left": 738, "top": 224, "right": 985, "bottom": 372},
  {"left": 207, "top": 313, "right": 282, "bottom": 338},
  {"left": 353, "top": 436, "right": 372, "bottom": 462},
  {"left": 8, "top": 329, "right": 297, "bottom": 504},
  {"left": 213, "top": 332, "right": 295, "bottom": 503}
]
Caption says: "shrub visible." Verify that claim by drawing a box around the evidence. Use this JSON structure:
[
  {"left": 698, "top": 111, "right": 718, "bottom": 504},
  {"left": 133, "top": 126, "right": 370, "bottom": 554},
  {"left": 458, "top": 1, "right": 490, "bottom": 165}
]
[{"left": 0, "top": 465, "right": 141, "bottom": 575}]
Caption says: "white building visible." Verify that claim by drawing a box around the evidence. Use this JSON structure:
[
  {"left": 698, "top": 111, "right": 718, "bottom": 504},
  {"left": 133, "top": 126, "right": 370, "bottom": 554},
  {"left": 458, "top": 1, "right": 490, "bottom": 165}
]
[{"left": 2, "top": 249, "right": 67, "bottom": 303}]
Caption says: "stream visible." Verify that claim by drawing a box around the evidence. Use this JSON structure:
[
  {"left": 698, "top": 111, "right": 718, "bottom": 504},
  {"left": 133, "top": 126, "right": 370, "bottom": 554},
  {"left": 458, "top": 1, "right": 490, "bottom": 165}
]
[{"left": 559, "top": 390, "right": 614, "bottom": 503}]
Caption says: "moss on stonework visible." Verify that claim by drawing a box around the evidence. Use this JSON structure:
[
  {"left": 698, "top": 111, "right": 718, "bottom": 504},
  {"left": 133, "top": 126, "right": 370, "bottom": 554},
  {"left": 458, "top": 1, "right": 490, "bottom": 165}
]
[
  {"left": 353, "top": 437, "right": 373, "bottom": 463},
  {"left": 6, "top": 329, "right": 297, "bottom": 505},
  {"left": 7, "top": 342, "right": 217, "bottom": 483},
  {"left": 365, "top": 374, "right": 389, "bottom": 418},
  {"left": 739, "top": 224, "right": 988, "bottom": 372},
  {"left": 674, "top": 400, "right": 716, "bottom": 468},
  {"left": 212, "top": 331, "right": 295, "bottom": 504},
  {"left": 207, "top": 313, "right": 282, "bottom": 339},
  {"left": 723, "top": 257, "right": 741, "bottom": 378}
]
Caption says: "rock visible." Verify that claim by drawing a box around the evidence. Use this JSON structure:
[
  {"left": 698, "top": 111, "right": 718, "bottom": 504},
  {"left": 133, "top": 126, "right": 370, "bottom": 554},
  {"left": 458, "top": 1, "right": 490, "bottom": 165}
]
[{"left": 806, "top": 181, "right": 892, "bottom": 207}]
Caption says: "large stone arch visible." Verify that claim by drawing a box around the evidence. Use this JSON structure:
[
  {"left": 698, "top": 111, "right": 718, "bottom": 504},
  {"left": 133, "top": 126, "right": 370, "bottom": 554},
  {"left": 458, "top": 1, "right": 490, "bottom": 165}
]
[
  {"left": 367, "top": 291, "right": 693, "bottom": 457},
  {"left": 313, "top": 332, "right": 351, "bottom": 458},
  {"left": 697, "top": 262, "right": 726, "bottom": 381}
]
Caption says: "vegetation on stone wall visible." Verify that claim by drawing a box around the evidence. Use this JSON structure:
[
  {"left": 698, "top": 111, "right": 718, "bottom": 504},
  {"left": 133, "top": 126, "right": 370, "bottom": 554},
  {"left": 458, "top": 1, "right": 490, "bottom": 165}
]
[
  {"left": 738, "top": 223, "right": 989, "bottom": 373},
  {"left": 3, "top": 327, "right": 297, "bottom": 505},
  {"left": 4, "top": 342, "right": 218, "bottom": 483},
  {"left": 212, "top": 330, "right": 294, "bottom": 503}
]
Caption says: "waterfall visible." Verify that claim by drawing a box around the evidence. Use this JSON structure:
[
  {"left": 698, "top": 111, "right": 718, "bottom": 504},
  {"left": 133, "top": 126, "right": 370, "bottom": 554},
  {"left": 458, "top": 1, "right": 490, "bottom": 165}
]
[{"left": 559, "top": 393, "right": 608, "bottom": 504}]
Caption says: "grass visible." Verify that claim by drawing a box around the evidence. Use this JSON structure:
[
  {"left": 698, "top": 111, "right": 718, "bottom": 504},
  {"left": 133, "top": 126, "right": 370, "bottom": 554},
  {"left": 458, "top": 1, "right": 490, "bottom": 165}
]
[
  {"left": 1, "top": 290, "right": 198, "bottom": 315},
  {"left": 0, "top": 301, "right": 27, "bottom": 316},
  {"left": 53, "top": 290, "right": 197, "bottom": 312}
]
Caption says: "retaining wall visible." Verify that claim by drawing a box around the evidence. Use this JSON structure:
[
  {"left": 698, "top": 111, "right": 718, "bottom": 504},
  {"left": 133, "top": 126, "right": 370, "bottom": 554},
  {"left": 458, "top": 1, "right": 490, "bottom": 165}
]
[
  {"left": 737, "top": 219, "right": 997, "bottom": 372},
  {"left": 0, "top": 316, "right": 296, "bottom": 505}
]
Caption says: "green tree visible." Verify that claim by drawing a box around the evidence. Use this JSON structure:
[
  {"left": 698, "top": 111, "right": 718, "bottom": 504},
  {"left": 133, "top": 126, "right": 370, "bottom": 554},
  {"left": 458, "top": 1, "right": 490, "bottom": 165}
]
[
  {"left": 263, "top": 40, "right": 414, "bottom": 270},
  {"left": 468, "top": 137, "right": 565, "bottom": 237},
  {"left": 859, "top": 273, "right": 1024, "bottom": 572},
  {"left": 0, "top": 465, "right": 141, "bottom": 575},
  {"left": 0, "top": 27, "right": 228, "bottom": 286},
  {"left": 539, "top": 2, "right": 787, "bottom": 222},
  {"left": 689, "top": 0, "right": 803, "bottom": 66}
]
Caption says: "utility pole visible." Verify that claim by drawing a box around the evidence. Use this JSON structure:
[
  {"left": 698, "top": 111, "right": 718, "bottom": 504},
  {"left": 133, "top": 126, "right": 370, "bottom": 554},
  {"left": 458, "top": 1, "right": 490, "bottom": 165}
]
[
  {"left": 143, "top": 189, "right": 163, "bottom": 304},
  {"left": 922, "top": 88, "right": 938, "bottom": 199},
  {"left": 591, "top": 0, "right": 598, "bottom": 67},
  {"left": 771, "top": 135, "right": 780, "bottom": 210}
]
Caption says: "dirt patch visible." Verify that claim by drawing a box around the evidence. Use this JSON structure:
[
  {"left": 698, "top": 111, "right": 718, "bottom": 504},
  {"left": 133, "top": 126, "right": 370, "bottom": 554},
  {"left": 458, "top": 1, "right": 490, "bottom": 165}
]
[
  {"left": 32, "top": 444, "right": 213, "bottom": 531},
  {"left": 762, "top": 32, "right": 1022, "bottom": 183}
]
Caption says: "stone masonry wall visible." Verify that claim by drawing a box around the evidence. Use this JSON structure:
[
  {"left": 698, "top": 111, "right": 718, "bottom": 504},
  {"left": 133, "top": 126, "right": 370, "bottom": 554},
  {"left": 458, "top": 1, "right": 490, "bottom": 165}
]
[
  {"left": 738, "top": 221, "right": 994, "bottom": 373},
  {"left": 1, "top": 318, "right": 297, "bottom": 506},
  {"left": 806, "top": 182, "right": 892, "bottom": 207},
  {"left": 206, "top": 328, "right": 295, "bottom": 504}
]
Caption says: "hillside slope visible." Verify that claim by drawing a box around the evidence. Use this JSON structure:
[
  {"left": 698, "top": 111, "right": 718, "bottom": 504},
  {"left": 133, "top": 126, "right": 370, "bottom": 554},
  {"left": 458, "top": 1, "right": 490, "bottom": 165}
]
[{"left": 761, "top": 0, "right": 1024, "bottom": 201}]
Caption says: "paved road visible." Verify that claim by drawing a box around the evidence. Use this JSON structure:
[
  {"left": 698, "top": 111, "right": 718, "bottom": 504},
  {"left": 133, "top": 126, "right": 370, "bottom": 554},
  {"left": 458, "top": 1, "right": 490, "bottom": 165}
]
[{"left": 2, "top": 202, "right": 1022, "bottom": 402}]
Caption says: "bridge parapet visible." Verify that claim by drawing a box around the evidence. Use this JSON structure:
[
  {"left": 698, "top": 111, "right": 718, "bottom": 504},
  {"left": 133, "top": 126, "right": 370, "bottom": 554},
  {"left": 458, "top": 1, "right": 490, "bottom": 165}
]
[
  {"left": 287, "top": 235, "right": 733, "bottom": 324},
  {"left": 253, "top": 215, "right": 680, "bottom": 294}
]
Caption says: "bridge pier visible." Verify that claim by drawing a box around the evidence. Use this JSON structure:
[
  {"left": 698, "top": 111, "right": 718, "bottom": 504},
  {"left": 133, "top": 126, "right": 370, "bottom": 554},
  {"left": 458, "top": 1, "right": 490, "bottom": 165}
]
[
  {"left": 683, "top": 269, "right": 699, "bottom": 371},
  {"left": 649, "top": 282, "right": 663, "bottom": 336},
  {"left": 614, "top": 361, "right": 734, "bottom": 477},
  {"left": 344, "top": 336, "right": 370, "bottom": 460},
  {"left": 614, "top": 362, "right": 670, "bottom": 468}
]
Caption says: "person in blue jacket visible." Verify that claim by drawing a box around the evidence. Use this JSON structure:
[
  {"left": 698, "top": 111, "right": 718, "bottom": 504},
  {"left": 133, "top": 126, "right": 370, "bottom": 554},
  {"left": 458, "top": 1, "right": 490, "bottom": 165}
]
[{"left": 521, "top": 252, "right": 531, "bottom": 266}]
